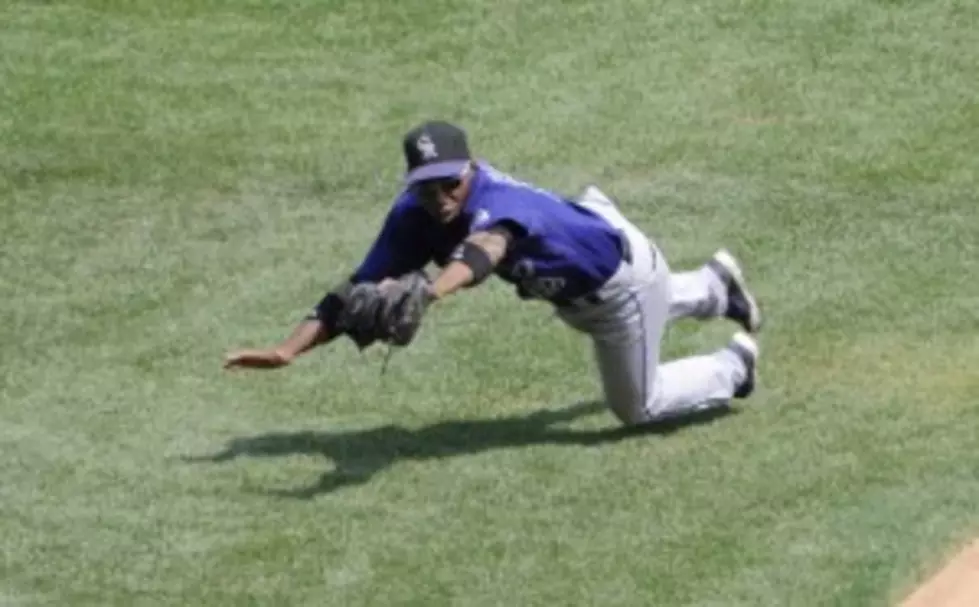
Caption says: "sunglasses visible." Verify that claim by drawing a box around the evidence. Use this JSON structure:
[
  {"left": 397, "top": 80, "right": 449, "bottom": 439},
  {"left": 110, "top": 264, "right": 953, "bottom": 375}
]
[{"left": 413, "top": 177, "right": 461, "bottom": 198}]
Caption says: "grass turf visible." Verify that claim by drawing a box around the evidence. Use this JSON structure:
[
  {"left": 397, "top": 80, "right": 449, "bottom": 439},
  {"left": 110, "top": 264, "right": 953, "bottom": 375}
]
[{"left": 2, "top": 0, "right": 978, "bottom": 605}]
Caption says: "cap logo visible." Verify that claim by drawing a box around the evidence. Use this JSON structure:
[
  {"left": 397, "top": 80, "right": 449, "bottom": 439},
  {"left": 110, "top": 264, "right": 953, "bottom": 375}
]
[{"left": 416, "top": 134, "right": 438, "bottom": 161}]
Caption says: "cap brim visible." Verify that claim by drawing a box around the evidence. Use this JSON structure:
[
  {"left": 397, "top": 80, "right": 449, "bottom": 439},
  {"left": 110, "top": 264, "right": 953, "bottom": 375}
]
[{"left": 405, "top": 160, "right": 469, "bottom": 186}]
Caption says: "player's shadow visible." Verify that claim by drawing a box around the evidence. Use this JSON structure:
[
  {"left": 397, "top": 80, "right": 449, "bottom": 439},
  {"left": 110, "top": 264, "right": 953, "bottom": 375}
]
[{"left": 182, "top": 401, "right": 737, "bottom": 499}]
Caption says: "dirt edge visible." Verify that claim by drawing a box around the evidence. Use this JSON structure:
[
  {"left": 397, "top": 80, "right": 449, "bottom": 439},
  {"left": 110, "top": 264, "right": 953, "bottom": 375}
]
[{"left": 899, "top": 540, "right": 979, "bottom": 607}]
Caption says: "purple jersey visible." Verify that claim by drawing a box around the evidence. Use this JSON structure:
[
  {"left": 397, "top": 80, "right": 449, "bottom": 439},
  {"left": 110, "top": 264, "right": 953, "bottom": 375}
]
[{"left": 351, "top": 162, "right": 628, "bottom": 303}]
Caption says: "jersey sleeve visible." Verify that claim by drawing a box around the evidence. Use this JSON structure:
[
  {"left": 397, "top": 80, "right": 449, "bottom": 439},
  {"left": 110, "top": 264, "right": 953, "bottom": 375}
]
[
  {"left": 349, "top": 196, "right": 433, "bottom": 283},
  {"left": 470, "top": 194, "right": 541, "bottom": 239}
]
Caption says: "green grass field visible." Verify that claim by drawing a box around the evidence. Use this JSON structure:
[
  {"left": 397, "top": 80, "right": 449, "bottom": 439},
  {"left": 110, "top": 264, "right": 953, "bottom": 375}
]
[{"left": 3, "top": 0, "right": 978, "bottom": 605}]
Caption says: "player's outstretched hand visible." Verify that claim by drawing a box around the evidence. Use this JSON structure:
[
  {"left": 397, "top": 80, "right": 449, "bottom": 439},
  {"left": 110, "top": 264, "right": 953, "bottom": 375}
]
[{"left": 223, "top": 348, "right": 292, "bottom": 370}]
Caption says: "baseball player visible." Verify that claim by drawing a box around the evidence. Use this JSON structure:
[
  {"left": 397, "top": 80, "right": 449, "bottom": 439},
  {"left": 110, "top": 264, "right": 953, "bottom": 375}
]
[{"left": 224, "top": 121, "right": 762, "bottom": 426}]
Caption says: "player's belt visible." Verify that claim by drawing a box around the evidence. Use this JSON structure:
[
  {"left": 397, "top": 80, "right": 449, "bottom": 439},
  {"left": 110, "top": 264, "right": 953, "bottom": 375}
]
[
  {"left": 555, "top": 230, "right": 633, "bottom": 308},
  {"left": 617, "top": 230, "right": 633, "bottom": 265}
]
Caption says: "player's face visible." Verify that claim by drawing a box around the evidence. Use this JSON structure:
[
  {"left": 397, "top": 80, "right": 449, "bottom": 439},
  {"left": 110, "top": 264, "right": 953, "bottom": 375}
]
[{"left": 415, "top": 176, "right": 467, "bottom": 224}]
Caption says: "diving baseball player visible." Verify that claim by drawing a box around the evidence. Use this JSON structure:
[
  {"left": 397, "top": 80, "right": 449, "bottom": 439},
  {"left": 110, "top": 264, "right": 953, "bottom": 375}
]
[{"left": 224, "top": 121, "right": 763, "bottom": 426}]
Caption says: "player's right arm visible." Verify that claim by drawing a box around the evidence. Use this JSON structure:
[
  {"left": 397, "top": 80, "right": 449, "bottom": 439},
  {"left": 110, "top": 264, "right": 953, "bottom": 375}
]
[
  {"left": 223, "top": 198, "right": 431, "bottom": 370},
  {"left": 222, "top": 319, "right": 326, "bottom": 369}
]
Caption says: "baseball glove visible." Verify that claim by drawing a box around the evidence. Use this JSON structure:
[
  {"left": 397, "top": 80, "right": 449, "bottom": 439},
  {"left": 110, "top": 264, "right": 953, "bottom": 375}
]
[{"left": 335, "top": 271, "right": 434, "bottom": 350}]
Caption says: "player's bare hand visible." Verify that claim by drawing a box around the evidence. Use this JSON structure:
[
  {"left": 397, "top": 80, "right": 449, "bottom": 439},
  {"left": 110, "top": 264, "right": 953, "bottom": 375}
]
[{"left": 223, "top": 348, "right": 292, "bottom": 370}]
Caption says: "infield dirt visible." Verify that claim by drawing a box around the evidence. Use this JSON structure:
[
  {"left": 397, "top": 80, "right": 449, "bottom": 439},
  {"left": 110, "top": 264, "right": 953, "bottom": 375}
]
[{"left": 899, "top": 541, "right": 979, "bottom": 607}]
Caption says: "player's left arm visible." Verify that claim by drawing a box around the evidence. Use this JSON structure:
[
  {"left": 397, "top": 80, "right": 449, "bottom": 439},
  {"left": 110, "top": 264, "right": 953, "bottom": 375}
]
[{"left": 429, "top": 223, "right": 518, "bottom": 301}]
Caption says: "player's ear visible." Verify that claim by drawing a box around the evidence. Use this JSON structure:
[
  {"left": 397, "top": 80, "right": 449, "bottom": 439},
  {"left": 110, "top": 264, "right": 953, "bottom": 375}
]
[{"left": 458, "top": 161, "right": 476, "bottom": 186}]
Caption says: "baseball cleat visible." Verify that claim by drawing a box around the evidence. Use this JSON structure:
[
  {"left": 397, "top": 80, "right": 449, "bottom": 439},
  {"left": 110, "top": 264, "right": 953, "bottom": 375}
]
[
  {"left": 727, "top": 332, "right": 759, "bottom": 399},
  {"left": 707, "top": 249, "right": 762, "bottom": 333}
]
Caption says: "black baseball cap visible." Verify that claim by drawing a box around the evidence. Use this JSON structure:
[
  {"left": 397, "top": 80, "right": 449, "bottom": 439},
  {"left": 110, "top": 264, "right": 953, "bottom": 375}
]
[{"left": 402, "top": 120, "right": 472, "bottom": 186}]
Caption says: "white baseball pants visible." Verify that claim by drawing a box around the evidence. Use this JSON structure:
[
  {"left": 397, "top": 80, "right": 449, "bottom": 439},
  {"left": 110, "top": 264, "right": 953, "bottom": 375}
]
[{"left": 556, "top": 187, "right": 748, "bottom": 426}]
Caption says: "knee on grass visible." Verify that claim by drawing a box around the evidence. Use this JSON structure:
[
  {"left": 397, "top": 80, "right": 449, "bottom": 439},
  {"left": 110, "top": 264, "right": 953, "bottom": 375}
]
[{"left": 606, "top": 394, "right": 661, "bottom": 427}]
